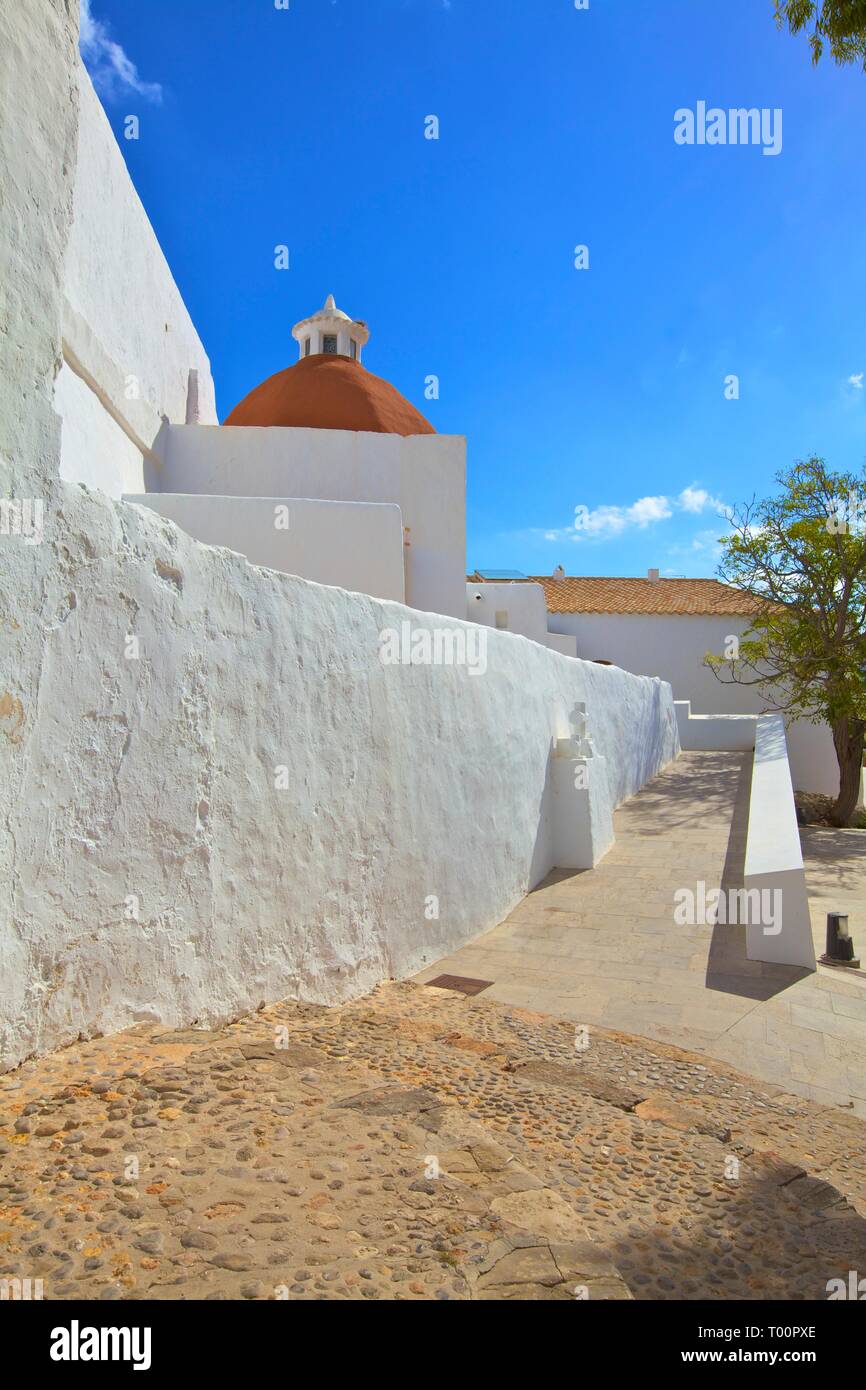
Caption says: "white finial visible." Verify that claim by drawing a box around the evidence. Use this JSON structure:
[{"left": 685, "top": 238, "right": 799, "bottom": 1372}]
[{"left": 324, "top": 293, "right": 337, "bottom": 312}]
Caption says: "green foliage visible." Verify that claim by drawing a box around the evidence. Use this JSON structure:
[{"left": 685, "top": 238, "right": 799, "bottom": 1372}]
[
  {"left": 774, "top": 1, "right": 866, "bottom": 70},
  {"left": 709, "top": 457, "right": 866, "bottom": 730}
]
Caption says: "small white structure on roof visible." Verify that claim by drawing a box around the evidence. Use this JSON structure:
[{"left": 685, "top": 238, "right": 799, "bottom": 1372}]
[{"left": 291, "top": 293, "right": 370, "bottom": 363}]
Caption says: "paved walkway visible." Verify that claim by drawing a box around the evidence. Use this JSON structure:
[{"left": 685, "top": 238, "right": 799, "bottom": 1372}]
[
  {"left": 416, "top": 752, "right": 866, "bottom": 1116},
  {"left": 2, "top": 982, "right": 865, "bottom": 1301}
]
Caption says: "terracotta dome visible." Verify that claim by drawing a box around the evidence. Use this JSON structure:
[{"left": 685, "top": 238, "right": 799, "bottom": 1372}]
[{"left": 223, "top": 354, "right": 435, "bottom": 436}]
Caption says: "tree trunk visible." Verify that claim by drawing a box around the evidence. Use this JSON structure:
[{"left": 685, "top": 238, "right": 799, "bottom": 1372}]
[{"left": 831, "top": 716, "right": 865, "bottom": 827}]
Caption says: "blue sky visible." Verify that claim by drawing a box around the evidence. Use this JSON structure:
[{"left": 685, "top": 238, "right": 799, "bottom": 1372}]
[{"left": 81, "top": 0, "right": 865, "bottom": 578}]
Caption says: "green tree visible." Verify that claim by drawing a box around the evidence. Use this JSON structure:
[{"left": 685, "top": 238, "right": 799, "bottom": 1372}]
[
  {"left": 708, "top": 457, "right": 866, "bottom": 826},
  {"left": 774, "top": 1, "right": 866, "bottom": 70}
]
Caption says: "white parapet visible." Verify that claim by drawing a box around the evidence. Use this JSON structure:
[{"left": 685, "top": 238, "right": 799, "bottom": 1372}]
[
  {"left": 675, "top": 700, "right": 758, "bottom": 751},
  {"left": 744, "top": 714, "right": 816, "bottom": 971}
]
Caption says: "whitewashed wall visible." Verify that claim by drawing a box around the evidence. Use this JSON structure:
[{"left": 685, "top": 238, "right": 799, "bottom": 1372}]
[
  {"left": 160, "top": 424, "right": 466, "bottom": 620},
  {"left": 549, "top": 611, "right": 838, "bottom": 796},
  {"left": 467, "top": 581, "right": 578, "bottom": 656},
  {"left": 1, "top": 7, "right": 679, "bottom": 1069},
  {"left": 55, "top": 66, "right": 217, "bottom": 497},
  {"left": 55, "top": 362, "right": 147, "bottom": 496},
  {"left": 1, "top": 492, "right": 679, "bottom": 1067},
  {"left": 124, "top": 493, "right": 406, "bottom": 603}
]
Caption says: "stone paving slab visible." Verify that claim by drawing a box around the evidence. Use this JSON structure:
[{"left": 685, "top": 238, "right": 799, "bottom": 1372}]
[{"left": 416, "top": 752, "right": 866, "bottom": 1115}]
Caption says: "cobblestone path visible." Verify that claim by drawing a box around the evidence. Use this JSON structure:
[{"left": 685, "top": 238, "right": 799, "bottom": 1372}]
[{"left": 1, "top": 982, "right": 864, "bottom": 1300}]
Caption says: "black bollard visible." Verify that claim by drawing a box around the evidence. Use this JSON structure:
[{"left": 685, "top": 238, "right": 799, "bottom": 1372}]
[{"left": 820, "top": 912, "right": 861, "bottom": 969}]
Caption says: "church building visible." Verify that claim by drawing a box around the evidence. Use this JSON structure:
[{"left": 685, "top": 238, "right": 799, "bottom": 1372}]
[{"left": 122, "top": 294, "right": 467, "bottom": 619}]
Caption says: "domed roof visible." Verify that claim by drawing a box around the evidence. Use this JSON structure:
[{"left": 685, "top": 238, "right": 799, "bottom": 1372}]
[{"left": 223, "top": 354, "right": 436, "bottom": 436}]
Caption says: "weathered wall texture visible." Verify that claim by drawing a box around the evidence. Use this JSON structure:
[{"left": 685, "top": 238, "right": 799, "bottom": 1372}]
[
  {"left": 0, "top": 3, "right": 678, "bottom": 1069},
  {"left": 2, "top": 497, "right": 677, "bottom": 1067},
  {"left": 57, "top": 66, "right": 217, "bottom": 493}
]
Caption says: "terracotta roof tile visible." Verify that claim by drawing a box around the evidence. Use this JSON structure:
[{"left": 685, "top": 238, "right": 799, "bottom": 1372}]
[{"left": 468, "top": 575, "right": 764, "bottom": 616}]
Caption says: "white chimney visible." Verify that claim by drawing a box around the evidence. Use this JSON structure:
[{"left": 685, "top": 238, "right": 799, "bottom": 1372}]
[
  {"left": 552, "top": 564, "right": 565, "bottom": 579},
  {"left": 647, "top": 568, "right": 660, "bottom": 583},
  {"left": 185, "top": 369, "right": 201, "bottom": 425}
]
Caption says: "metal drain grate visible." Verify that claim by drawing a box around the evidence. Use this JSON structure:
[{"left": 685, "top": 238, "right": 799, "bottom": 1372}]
[{"left": 425, "top": 974, "right": 494, "bottom": 996}]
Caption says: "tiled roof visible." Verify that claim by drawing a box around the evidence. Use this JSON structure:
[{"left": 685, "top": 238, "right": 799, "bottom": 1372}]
[{"left": 468, "top": 575, "right": 765, "bottom": 616}]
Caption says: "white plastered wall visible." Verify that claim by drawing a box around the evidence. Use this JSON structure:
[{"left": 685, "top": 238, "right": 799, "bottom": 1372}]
[
  {"left": 124, "top": 493, "right": 406, "bottom": 603},
  {"left": 2, "top": 492, "right": 679, "bottom": 1067},
  {"left": 467, "top": 581, "right": 578, "bottom": 657},
  {"left": 56, "top": 362, "right": 147, "bottom": 496},
  {"left": 160, "top": 424, "right": 466, "bottom": 619},
  {"left": 0, "top": 7, "right": 678, "bottom": 1070},
  {"left": 54, "top": 66, "right": 218, "bottom": 497}
]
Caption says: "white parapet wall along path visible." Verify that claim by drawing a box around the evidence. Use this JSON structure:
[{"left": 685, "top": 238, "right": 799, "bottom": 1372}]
[
  {"left": 0, "top": 494, "right": 681, "bottom": 1067},
  {"left": 676, "top": 700, "right": 864, "bottom": 806},
  {"left": 744, "top": 714, "right": 817, "bottom": 972},
  {"left": 675, "top": 701, "right": 758, "bottom": 752}
]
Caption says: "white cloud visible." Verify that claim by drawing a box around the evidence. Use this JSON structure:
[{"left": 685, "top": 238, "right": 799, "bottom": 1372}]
[
  {"left": 541, "top": 482, "right": 725, "bottom": 544},
  {"left": 542, "top": 497, "right": 666, "bottom": 542},
  {"left": 80, "top": 0, "right": 163, "bottom": 104},
  {"left": 677, "top": 485, "right": 725, "bottom": 515},
  {"left": 628, "top": 495, "right": 672, "bottom": 526},
  {"left": 847, "top": 372, "right": 864, "bottom": 391}
]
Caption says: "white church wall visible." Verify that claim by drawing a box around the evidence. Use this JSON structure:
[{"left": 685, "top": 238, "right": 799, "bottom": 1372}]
[
  {"left": 467, "top": 581, "right": 579, "bottom": 656},
  {"left": 548, "top": 612, "right": 751, "bottom": 706},
  {"left": 467, "top": 581, "right": 550, "bottom": 641},
  {"left": 786, "top": 720, "right": 862, "bottom": 805},
  {"left": 56, "top": 362, "right": 147, "bottom": 496},
  {"left": 55, "top": 65, "right": 217, "bottom": 501},
  {"left": 1, "top": 6, "right": 678, "bottom": 1070},
  {"left": 123, "top": 493, "right": 406, "bottom": 603},
  {"left": 160, "top": 424, "right": 466, "bottom": 620},
  {"left": 548, "top": 610, "right": 840, "bottom": 796}
]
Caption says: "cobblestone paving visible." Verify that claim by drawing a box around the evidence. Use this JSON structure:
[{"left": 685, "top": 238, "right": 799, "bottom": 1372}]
[{"left": 1, "top": 982, "right": 865, "bottom": 1301}]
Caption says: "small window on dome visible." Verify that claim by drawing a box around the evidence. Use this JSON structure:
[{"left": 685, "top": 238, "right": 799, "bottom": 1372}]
[
  {"left": 350, "top": 340, "right": 357, "bottom": 361},
  {"left": 323, "top": 335, "right": 338, "bottom": 355},
  {"left": 304, "top": 338, "right": 311, "bottom": 357}
]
